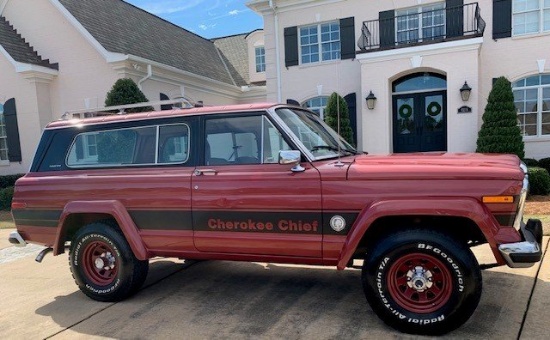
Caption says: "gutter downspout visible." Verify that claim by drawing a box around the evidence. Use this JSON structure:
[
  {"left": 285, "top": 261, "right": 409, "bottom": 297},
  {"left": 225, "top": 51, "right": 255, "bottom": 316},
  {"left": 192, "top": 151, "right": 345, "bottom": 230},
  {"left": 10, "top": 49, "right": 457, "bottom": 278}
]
[
  {"left": 269, "top": 0, "right": 282, "bottom": 103},
  {"left": 138, "top": 64, "right": 152, "bottom": 90}
]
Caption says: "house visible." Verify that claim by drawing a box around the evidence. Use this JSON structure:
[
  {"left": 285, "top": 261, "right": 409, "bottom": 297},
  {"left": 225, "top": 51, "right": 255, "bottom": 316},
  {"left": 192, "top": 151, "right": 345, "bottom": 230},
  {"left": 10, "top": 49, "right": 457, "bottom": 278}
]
[
  {"left": 247, "top": 0, "right": 550, "bottom": 159},
  {"left": 0, "top": 0, "right": 266, "bottom": 175}
]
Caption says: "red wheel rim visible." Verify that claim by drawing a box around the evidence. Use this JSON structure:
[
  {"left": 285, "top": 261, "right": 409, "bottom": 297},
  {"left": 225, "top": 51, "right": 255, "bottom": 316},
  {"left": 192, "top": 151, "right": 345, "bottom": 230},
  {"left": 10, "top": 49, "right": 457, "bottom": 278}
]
[
  {"left": 386, "top": 252, "right": 453, "bottom": 314},
  {"left": 82, "top": 240, "right": 118, "bottom": 286}
]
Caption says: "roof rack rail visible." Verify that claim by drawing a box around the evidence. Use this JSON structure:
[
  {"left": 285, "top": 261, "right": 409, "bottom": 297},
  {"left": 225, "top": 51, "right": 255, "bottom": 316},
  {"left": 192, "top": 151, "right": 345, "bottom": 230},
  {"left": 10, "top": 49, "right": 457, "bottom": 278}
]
[{"left": 61, "top": 98, "right": 203, "bottom": 120}]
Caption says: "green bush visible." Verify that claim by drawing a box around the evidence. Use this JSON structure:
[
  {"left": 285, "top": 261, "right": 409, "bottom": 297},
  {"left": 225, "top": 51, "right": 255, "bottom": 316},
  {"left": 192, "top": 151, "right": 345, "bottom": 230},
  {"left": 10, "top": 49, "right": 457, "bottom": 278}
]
[
  {"left": 528, "top": 167, "right": 550, "bottom": 196},
  {"left": 0, "top": 174, "right": 24, "bottom": 189},
  {"left": 324, "top": 92, "right": 354, "bottom": 145},
  {"left": 523, "top": 158, "right": 539, "bottom": 167},
  {"left": 0, "top": 186, "right": 14, "bottom": 210},
  {"left": 538, "top": 157, "right": 550, "bottom": 174},
  {"left": 105, "top": 78, "right": 154, "bottom": 113},
  {"left": 476, "top": 77, "right": 525, "bottom": 159}
]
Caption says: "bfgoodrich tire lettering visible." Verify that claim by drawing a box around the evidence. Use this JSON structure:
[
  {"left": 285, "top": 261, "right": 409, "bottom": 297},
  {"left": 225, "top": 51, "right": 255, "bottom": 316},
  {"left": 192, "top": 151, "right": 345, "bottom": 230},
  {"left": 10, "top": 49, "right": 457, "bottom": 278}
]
[
  {"left": 70, "top": 222, "right": 149, "bottom": 302},
  {"left": 362, "top": 229, "right": 482, "bottom": 335}
]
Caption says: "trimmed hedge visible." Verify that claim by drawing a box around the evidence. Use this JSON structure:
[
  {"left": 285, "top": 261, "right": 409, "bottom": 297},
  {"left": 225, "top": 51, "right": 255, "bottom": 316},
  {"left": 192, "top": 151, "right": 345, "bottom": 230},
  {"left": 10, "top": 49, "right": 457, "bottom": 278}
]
[
  {"left": 0, "top": 174, "right": 24, "bottom": 189},
  {"left": 523, "top": 158, "right": 539, "bottom": 167},
  {"left": 0, "top": 186, "right": 14, "bottom": 210},
  {"left": 539, "top": 157, "right": 550, "bottom": 174},
  {"left": 528, "top": 167, "right": 550, "bottom": 196}
]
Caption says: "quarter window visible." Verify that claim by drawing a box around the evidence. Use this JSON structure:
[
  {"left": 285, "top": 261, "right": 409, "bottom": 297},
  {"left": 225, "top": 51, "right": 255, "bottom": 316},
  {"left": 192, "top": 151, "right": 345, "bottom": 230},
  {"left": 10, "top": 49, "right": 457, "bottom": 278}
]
[
  {"left": 300, "top": 22, "right": 340, "bottom": 64},
  {"left": 513, "top": 74, "right": 550, "bottom": 137},
  {"left": 396, "top": 3, "right": 446, "bottom": 44},
  {"left": 67, "top": 123, "right": 190, "bottom": 167},
  {"left": 255, "top": 46, "right": 266, "bottom": 73},
  {"left": 513, "top": 0, "right": 550, "bottom": 35},
  {"left": 0, "top": 103, "right": 8, "bottom": 162}
]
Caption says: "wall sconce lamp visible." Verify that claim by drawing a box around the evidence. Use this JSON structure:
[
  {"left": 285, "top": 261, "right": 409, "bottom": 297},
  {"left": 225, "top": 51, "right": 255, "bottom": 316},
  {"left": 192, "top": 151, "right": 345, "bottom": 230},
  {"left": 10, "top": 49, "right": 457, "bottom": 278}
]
[
  {"left": 365, "top": 91, "right": 377, "bottom": 110},
  {"left": 460, "top": 81, "right": 472, "bottom": 102}
]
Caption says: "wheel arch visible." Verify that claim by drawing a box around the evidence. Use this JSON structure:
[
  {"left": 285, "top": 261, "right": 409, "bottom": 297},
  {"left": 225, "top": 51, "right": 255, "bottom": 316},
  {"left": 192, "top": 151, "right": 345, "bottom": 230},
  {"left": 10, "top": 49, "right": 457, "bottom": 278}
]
[
  {"left": 337, "top": 198, "right": 502, "bottom": 270},
  {"left": 54, "top": 200, "right": 148, "bottom": 260}
]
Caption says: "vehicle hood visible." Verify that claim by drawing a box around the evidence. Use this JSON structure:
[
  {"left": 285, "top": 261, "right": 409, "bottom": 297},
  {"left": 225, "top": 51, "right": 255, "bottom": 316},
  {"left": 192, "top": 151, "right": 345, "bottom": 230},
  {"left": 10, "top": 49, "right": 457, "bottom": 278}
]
[{"left": 348, "top": 152, "right": 524, "bottom": 181}]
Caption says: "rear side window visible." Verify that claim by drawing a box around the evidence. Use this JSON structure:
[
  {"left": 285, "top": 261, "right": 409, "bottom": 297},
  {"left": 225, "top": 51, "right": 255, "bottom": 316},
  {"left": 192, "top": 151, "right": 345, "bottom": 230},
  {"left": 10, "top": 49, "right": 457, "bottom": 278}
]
[{"left": 66, "top": 124, "right": 189, "bottom": 168}]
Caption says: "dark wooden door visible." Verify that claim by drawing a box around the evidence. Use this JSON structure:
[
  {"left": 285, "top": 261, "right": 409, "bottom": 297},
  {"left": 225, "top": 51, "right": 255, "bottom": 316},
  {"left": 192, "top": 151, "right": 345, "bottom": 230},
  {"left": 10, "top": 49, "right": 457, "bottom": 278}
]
[{"left": 393, "top": 91, "right": 447, "bottom": 153}]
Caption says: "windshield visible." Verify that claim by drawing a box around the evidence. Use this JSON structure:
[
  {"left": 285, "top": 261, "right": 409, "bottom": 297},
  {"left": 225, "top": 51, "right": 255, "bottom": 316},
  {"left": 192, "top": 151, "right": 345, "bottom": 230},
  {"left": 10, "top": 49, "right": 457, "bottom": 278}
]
[{"left": 274, "top": 108, "right": 357, "bottom": 160}]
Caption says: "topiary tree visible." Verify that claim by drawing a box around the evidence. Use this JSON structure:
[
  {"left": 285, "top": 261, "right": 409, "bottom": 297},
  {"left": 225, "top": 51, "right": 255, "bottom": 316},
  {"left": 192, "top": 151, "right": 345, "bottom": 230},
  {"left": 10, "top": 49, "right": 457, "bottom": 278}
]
[
  {"left": 324, "top": 92, "right": 354, "bottom": 145},
  {"left": 476, "top": 76, "right": 524, "bottom": 159},
  {"left": 104, "top": 78, "right": 154, "bottom": 113}
]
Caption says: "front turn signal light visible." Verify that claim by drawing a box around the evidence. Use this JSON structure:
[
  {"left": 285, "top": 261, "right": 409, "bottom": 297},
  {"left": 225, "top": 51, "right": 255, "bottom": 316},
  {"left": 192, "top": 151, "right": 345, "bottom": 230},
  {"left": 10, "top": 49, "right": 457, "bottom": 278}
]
[{"left": 482, "top": 196, "right": 514, "bottom": 203}]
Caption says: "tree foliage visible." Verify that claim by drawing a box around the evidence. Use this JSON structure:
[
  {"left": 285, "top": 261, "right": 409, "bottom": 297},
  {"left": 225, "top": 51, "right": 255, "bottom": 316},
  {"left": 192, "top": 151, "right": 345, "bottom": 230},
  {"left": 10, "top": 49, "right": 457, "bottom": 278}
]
[
  {"left": 104, "top": 78, "right": 154, "bottom": 113},
  {"left": 476, "top": 76, "right": 524, "bottom": 159},
  {"left": 324, "top": 92, "right": 354, "bottom": 145}
]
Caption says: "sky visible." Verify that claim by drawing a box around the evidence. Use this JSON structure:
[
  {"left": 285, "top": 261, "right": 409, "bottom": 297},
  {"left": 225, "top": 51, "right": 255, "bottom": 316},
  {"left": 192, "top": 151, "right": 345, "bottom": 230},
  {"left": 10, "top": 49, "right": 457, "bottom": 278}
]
[{"left": 125, "top": 0, "right": 264, "bottom": 39}]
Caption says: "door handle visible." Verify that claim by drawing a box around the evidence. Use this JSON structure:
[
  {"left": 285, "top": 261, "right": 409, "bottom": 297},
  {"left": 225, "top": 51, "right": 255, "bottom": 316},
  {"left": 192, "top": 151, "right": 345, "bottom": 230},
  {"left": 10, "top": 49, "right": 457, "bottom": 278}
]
[{"left": 194, "top": 169, "right": 218, "bottom": 176}]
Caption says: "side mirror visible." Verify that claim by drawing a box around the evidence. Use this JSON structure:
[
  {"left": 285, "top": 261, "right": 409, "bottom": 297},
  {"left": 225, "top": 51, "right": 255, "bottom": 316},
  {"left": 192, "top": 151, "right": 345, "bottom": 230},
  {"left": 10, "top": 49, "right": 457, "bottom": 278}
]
[{"left": 279, "top": 150, "right": 305, "bottom": 172}]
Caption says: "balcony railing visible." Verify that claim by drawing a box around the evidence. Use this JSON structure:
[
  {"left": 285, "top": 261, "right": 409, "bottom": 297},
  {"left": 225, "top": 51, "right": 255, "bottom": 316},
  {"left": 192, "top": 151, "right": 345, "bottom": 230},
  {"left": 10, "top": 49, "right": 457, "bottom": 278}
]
[{"left": 357, "top": 2, "right": 486, "bottom": 53}]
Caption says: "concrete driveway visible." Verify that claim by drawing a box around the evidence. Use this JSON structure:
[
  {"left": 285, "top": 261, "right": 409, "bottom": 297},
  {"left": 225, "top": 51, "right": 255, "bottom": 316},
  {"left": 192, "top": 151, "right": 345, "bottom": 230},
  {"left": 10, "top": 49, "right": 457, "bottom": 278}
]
[{"left": 1, "top": 228, "right": 549, "bottom": 339}]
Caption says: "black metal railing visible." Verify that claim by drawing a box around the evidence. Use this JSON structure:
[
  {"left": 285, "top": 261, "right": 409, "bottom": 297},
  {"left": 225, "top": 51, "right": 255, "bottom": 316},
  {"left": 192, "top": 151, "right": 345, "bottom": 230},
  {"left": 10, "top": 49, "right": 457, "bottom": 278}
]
[{"left": 357, "top": 2, "right": 486, "bottom": 52}]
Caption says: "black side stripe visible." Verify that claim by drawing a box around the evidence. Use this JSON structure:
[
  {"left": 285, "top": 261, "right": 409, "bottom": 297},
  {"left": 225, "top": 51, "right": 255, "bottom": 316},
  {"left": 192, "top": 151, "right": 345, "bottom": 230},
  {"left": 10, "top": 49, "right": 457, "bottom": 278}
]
[{"left": 12, "top": 210, "right": 62, "bottom": 228}]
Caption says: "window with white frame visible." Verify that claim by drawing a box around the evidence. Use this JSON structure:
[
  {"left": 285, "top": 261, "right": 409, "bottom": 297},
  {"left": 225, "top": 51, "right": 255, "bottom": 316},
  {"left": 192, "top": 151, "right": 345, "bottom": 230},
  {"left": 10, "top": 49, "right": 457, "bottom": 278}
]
[
  {"left": 300, "top": 22, "right": 340, "bottom": 64},
  {"left": 302, "top": 96, "right": 329, "bottom": 120},
  {"left": 396, "top": 3, "right": 446, "bottom": 44},
  {"left": 255, "top": 46, "right": 265, "bottom": 73},
  {"left": 0, "top": 103, "right": 8, "bottom": 162},
  {"left": 513, "top": 0, "right": 550, "bottom": 35},
  {"left": 513, "top": 74, "right": 550, "bottom": 137}
]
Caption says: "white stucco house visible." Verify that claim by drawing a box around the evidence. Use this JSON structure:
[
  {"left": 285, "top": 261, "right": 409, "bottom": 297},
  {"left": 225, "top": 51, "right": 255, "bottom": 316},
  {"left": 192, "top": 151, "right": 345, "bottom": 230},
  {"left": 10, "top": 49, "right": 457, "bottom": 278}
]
[
  {"left": 247, "top": 0, "right": 550, "bottom": 159},
  {"left": 0, "top": 0, "right": 267, "bottom": 175}
]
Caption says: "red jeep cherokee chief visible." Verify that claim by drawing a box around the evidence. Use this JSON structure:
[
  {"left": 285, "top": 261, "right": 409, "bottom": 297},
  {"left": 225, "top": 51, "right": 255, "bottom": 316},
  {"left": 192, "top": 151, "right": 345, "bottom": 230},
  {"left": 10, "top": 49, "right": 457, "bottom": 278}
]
[{"left": 8, "top": 103, "right": 542, "bottom": 335}]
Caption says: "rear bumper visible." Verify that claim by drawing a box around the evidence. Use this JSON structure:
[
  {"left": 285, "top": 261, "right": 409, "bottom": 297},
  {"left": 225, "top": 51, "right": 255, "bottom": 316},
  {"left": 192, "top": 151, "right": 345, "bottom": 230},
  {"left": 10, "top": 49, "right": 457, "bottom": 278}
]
[
  {"left": 499, "top": 219, "right": 543, "bottom": 268},
  {"left": 8, "top": 231, "right": 27, "bottom": 247}
]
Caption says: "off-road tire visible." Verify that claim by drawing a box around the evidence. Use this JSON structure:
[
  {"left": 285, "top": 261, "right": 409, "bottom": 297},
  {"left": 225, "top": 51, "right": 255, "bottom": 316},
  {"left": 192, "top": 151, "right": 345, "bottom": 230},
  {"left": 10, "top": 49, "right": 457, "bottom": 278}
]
[
  {"left": 362, "top": 229, "right": 482, "bottom": 335},
  {"left": 69, "top": 222, "right": 149, "bottom": 302}
]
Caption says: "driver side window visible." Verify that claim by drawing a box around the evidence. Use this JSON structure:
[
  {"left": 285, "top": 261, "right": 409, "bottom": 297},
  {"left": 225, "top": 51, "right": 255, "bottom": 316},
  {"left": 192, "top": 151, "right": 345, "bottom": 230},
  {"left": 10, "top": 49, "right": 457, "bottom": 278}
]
[{"left": 204, "top": 115, "right": 290, "bottom": 165}]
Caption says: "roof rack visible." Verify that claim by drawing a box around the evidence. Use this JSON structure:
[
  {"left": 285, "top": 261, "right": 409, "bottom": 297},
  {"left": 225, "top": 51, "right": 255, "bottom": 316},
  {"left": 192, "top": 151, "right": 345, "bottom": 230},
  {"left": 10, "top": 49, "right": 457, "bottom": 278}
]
[{"left": 61, "top": 98, "right": 203, "bottom": 120}]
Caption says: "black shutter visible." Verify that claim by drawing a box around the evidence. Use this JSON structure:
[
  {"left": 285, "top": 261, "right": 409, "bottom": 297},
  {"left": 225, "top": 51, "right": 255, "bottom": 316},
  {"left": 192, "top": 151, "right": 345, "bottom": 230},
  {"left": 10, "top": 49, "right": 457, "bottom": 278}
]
[
  {"left": 446, "top": 0, "right": 464, "bottom": 38},
  {"left": 286, "top": 99, "right": 300, "bottom": 106},
  {"left": 379, "top": 10, "right": 395, "bottom": 48},
  {"left": 493, "top": 0, "right": 512, "bottom": 39},
  {"left": 340, "top": 17, "right": 356, "bottom": 60},
  {"left": 75, "top": 137, "right": 84, "bottom": 160},
  {"left": 3, "top": 98, "right": 22, "bottom": 162},
  {"left": 344, "top": 93, "right": 358, "bottom": 146},
  {"left": 160, "top": 93, "right": 171, "bottom": 110},
  {"left": 284, "top": 26, "right": 299, "bottom": 67}
]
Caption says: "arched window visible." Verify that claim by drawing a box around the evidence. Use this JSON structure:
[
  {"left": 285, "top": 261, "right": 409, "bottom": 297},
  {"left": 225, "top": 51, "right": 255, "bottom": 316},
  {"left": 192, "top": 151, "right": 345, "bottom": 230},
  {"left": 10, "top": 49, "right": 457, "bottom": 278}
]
[
  {"left": 513, "top": 74, "right": 550, "bottom": 137},
  {"left": 393, "top": 72, "right": 447, "bottom": 93},
  {"left": 0, "top": 103, "right": 7, "bottom": 161},
  {"left": 302, "top": 96, "right": 329, "bottom": 119}
]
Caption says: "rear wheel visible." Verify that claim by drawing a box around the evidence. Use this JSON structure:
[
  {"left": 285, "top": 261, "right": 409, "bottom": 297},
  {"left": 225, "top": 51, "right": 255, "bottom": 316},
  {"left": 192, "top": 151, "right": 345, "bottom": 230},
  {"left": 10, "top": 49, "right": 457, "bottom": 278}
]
[
  {"left": 362, "top": 229, "right": 482, "bottom": 335},
  {"left": 69, "top": 222, "right": 149, "bottom": 302}
]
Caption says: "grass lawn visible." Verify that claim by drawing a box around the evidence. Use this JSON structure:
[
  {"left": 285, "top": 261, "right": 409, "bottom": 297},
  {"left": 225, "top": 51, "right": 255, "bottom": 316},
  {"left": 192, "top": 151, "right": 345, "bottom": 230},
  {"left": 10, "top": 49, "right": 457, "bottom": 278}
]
[{"left": 0, "top": 210, "right": 14, "bottom": 229}]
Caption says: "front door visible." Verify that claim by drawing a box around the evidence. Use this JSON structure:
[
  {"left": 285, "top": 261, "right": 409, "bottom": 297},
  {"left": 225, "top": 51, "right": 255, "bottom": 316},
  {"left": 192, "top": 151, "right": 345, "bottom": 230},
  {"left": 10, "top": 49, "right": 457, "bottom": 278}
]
[
  {"left": 191, "top": 112, "right": 323, "bottom": 258},
  {"left": 393, "top": 91, "right": 447, "bottom": 153}
]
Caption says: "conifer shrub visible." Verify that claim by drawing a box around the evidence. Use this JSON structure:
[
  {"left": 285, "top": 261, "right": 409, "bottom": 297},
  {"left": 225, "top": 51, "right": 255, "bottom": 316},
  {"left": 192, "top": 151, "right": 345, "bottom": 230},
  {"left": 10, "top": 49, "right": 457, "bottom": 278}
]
[
  {"left": 476, "top": 77, "right": 525, "bottom": 159},
  {"left": 324, "top": 92, "right": 354, "bottom": 145},
  {"left": 105, "top": 78, "right": 154, "bottom": 113}
]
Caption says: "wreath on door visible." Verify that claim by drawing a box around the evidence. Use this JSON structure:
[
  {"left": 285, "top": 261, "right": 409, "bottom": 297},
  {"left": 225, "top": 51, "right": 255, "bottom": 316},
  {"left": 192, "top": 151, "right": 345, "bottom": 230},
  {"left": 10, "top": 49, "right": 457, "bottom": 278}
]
[{"left": 427, "top": 101, "right": 442, "bottom": 117}]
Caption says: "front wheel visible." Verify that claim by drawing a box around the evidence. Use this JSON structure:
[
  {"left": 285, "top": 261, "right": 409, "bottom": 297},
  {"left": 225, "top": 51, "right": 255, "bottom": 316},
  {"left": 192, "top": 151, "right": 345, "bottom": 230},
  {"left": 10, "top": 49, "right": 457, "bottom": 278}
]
[
  {"left": 362, "top": 229, "right": 482, "bottom": 335},
  {"left": 69, "top": 222, "right": 149, "bottom": 302}
]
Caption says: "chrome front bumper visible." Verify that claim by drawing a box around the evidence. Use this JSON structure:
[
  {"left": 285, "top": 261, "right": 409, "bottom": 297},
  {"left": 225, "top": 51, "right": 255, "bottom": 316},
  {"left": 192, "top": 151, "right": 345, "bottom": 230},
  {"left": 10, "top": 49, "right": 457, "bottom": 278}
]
[
  {"left": 499, "top": 219, "right": 543, "bottom": 268},
  {"left": 8, "top": 231, "right": 27, "bottom": 247}
]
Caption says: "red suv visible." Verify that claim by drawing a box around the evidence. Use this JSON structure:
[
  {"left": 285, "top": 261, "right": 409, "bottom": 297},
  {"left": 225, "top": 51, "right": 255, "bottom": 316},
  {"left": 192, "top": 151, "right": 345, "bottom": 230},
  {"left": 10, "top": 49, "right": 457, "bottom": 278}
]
[{"left": 9, "top": 103, "right": 542, "bottom": 335}]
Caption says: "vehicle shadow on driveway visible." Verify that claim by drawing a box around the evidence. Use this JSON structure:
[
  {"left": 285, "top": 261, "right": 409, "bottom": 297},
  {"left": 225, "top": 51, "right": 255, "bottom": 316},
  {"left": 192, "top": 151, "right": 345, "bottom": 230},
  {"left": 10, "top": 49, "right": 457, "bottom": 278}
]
[{"left": 36, "top": 259, "right": 542, "bottom": 339}]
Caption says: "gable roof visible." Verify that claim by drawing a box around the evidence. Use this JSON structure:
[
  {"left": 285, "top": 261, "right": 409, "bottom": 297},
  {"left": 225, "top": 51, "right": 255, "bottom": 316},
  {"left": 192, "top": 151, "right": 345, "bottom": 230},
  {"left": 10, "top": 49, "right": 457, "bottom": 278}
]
[
  {"left": 213, "top": 34, "right": 250, "bottom": 87},
  {"left": 0, "top": 16, "right": 58, "bottom": 70},
  {"left": 58, "top": 0, "right": 237, "bottom": 85}
]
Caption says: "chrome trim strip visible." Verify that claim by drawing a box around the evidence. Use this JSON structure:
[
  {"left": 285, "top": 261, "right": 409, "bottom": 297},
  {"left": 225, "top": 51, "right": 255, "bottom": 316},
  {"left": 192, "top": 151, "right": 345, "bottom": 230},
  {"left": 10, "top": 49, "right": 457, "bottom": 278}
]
[{"left": 499, "top": 222, "right": 540, "bottom": 268}]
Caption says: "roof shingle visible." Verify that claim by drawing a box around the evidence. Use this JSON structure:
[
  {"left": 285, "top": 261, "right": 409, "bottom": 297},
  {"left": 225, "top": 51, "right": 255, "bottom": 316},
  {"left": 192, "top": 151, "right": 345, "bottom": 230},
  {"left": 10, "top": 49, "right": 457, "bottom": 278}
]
[
  {"left": 213, "top": 34, "right": 250, "bottom": 87},
  {"left": 58, "top": 0, "right": 235, "bottom": 85},
  {"left": 0, "top": 16, "right": 58, "bottom": 70}
]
